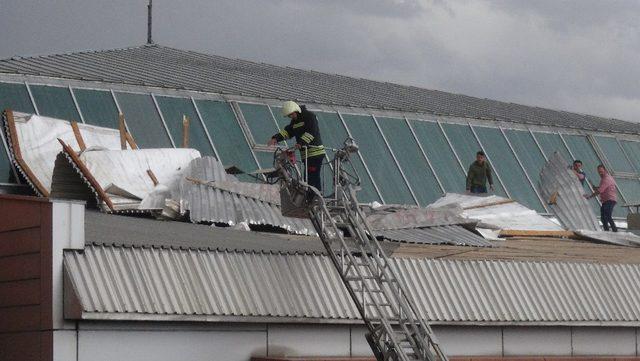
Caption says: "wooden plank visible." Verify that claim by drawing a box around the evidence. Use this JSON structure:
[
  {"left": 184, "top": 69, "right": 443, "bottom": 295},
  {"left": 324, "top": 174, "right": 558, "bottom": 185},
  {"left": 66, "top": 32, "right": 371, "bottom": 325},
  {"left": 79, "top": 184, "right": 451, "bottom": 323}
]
[
  {"left": 0, "top": 227, "right": 41, "bottom": 256},
  {"left": 498, "top": 230, "right": 576, "bottom": 238},
  {"left": 0, "top": 332, "right": 42, "bottom": 361},
  {"left": 147, "top": 169, "right": 159, "bottom": 186},
  {"left": 57, "top": 139, "right": 115, "bottom": 211},
  {"left": 182, "top": 114, "right": 190, "bottom": 148},
  {"left": 4, "top": 109, "right": 50, "bottom": 196},
  {"left": 462, "top": 199, "right": 515, "bottom": 210},
  {"left": 0, "top": 279, "right": 40, "bottom": 307},
  {"left": 125, "top": 131, "right": 138, "bottom": 149},
  {"left": 118, "top": 113, "right": 127, "bottom": 150},
  {"left": 0, "top": 253, "right": 40, "bottom": 282},
  {"left": 0, "top": 198, "right": 42, "bottom": 232},
  {"left": 70, "top": 120, "right": 86, "bottom": 151},
  {"left": 39, "top": 202, "right": 53, "bottom": 331},
  {"left": 0, "top": 305, "right": 41, "bottom": 332}
]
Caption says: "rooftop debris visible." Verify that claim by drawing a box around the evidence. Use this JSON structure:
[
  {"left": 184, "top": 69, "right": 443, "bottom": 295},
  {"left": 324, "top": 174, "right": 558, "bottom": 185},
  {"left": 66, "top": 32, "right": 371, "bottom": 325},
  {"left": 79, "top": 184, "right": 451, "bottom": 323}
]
[
  {"left": 3, "top": 111, "right": 123, "bottom": 196},
  {"left": 179, "top": 156, "right": 317, "bottom": 235},
  {"left": 539, "top": 152, "right": 601, "bottom": 231},
  {"left": 574, "top": 230, "right": 640, "bottom": 247},
  {"left": 429, "top": 193, "right": 564, "bottom": 232},
  {"left": 51, "top": 141, "right": 200, "bottom": 212},
  {"left": 376, "top": 225, "right": 492, "bottom": 247},
  {"left": 5, "top": 110, "right": 639, "bottom": 247}
]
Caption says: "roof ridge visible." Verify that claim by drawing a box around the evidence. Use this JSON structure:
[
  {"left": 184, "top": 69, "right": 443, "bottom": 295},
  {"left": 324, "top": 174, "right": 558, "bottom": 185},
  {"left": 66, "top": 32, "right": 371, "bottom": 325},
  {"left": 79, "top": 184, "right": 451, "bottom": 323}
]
[
  {"left": 0, "top": 43, "right": 154, "bottom": 63},
  {"left": 0, "top": 44, "right": 636, "bottom": 128}
]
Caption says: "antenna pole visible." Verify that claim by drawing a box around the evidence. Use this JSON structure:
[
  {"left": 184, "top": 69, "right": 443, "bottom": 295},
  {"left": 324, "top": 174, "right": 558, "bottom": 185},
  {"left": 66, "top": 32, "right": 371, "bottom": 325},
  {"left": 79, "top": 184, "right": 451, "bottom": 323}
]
[{"left": 147, "top": 0, "right": 153, "bottom": 44}]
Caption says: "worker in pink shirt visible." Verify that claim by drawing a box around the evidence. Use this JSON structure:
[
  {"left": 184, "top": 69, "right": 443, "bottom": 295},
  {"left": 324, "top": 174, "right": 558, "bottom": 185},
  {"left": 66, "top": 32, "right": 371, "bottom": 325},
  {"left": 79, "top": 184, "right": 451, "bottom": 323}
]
[{"left": 585, "top": 164, "right": 618, "bottom": 232}]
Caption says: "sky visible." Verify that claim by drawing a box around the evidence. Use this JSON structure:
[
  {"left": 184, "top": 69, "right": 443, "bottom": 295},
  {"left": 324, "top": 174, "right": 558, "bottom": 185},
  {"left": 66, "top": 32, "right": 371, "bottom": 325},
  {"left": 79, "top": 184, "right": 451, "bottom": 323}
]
[{"left": 0, "top": 0, "right": 638, "bottom": 122}]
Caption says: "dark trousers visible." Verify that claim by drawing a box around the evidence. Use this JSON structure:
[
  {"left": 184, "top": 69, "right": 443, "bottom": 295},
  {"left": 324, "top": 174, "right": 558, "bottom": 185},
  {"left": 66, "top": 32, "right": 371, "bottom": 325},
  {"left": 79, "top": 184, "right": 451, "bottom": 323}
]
[
  {"left": 600, "top": 200, "right": 618, "bottom": 232},
  {"left": 303, "top": 156, "right": 323, "bottom": 193},
  {"left": 470, "top": 185, "right": 487, "bottom": 194}
]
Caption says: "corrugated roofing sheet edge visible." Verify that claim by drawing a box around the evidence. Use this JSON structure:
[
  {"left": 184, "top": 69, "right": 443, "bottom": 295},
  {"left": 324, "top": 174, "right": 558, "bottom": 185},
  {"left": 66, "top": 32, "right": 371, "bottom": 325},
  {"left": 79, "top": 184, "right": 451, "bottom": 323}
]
[{"left": 64, "top": 245, "right": 640, "bottom": 325}]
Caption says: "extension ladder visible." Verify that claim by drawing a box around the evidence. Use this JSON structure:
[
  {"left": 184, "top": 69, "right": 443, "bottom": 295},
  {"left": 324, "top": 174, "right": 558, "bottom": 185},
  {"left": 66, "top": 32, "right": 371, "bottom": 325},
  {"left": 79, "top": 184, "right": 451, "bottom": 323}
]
[{"left": 274, "top": 140, "right": 448, "bottom": 361}]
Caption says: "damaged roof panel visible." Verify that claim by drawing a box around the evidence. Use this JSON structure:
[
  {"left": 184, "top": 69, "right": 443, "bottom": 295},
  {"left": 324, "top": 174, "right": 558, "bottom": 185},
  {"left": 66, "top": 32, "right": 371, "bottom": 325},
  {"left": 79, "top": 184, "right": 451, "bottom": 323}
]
[
  {"left": 539, "top": 152, "right": 601, "bottom": 231},
  {"left": 376, "top": 225, "right": 492, "bottom": 247},
  {"left": 3, "top": 111, "right": 122, "bottom": 195}
]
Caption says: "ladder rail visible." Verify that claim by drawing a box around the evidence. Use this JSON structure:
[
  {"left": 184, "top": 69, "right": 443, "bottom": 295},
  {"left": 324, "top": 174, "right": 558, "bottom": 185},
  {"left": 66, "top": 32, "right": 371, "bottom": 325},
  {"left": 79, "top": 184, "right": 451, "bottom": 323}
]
[
  {"left": 275, "top": 142, "right": 448, "bottom": 361},
  {"left": 336, "top": 185, "right": 441, "bottom": 360}
]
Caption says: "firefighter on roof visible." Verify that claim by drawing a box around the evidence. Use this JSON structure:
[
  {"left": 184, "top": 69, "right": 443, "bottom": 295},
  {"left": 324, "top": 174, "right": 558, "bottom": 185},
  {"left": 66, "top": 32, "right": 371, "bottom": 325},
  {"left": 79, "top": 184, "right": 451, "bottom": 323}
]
[{"left": 268, "top": 101, "right": 325, "bottom": 193}]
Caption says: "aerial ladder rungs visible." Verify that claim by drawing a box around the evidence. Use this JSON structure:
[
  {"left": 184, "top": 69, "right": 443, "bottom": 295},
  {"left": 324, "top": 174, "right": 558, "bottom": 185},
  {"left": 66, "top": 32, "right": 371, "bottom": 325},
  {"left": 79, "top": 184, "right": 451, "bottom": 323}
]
[{"left": 274, "top": 139, "right": 448, "bottom": 361}]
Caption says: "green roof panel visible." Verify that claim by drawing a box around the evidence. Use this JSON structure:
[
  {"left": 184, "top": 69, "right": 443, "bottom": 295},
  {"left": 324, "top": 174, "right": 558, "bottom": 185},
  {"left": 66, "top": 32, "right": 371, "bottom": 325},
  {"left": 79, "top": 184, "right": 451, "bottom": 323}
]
[
  {"left": 114, "top": 92, "right": 172, "bottom": 148},
  {"left": 474, "top": 126, "right": 544, "bottom": 212},
  {"left": 29, "top": 85, "right": 80, "bottom": 121},
  {"left": 594, "top": 136, "right": 635, "bottom": 174},
  {"left": 409, "top": 119, "right": 465, "bottom": 193},
  {"left": 194, "top": 99, "right": 258, "bottom": 177},
  {"left": 315, "top": 111, "right": 379, "bottom": 203},
  {"left": 341, "top": 114, "right": 415, "bottom": 205},
  {"left": 155, "top": 96, "right": 214, "bottom": 156},
  {"left": 0, "top": 82, "right": 35, "bottom": 114},
  {"left": 376, "top": 116, "right": 442, "bottom": 205},
  {"left": 73, "top": 88, "right": 118, "bottom": 128},
  {"left": 440, "top": 122, "right": 507, "bottom": 197}
]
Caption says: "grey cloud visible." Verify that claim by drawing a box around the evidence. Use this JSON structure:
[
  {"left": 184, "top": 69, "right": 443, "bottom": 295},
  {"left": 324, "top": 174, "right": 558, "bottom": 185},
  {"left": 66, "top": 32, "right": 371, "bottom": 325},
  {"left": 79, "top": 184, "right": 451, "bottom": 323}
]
[{"left": 0, "top": 0, "right": 638, "bottom": 122}]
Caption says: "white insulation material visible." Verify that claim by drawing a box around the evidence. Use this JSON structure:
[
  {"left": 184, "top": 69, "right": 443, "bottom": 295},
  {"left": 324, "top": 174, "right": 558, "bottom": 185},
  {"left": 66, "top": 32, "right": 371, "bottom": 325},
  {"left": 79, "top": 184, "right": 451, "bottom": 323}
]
[
  {"left": 429, "top": 193, "right": 563, "bottom": 231},
  {"left": 6, "top": 112, "right": 121, "bottom": 193},
  {"left": 82, "top": 148, "right": 201, "bottom": 206}
]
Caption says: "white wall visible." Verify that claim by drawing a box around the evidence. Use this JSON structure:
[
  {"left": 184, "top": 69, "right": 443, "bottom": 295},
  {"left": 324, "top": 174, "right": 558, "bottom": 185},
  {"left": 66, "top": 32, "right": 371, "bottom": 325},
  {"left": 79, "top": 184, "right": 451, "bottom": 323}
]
[{"left": 56, "top": 323, "right": 640, "bottom": 361}]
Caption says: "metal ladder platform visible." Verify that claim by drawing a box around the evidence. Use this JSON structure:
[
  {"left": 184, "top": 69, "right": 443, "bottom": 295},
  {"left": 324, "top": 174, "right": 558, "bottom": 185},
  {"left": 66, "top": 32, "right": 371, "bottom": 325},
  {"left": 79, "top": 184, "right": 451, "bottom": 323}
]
[{"left": 274, "top": 141, "right": 448, "bottom": 361}]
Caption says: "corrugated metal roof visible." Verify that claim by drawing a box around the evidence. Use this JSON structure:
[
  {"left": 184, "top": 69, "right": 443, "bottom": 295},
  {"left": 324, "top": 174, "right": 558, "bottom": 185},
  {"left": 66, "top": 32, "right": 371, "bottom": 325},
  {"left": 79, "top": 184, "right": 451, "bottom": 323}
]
[
  {"left": 1, "top": 45, "right": 638, "bottom": 134},
  {"left": 575, "top": 230, "right": 640, "bottom": 247},
  {"left": 539, "top": 152, "right": 601, "bottom": 231},
  {"left": 376, "top": 225, "right": 492, "bottom": 247},
  {"left": 181, "top": 156, "right": 317, "bottom": 236},
  {"left": 64, "top": 244, "right": 640, "bottom": 325}
]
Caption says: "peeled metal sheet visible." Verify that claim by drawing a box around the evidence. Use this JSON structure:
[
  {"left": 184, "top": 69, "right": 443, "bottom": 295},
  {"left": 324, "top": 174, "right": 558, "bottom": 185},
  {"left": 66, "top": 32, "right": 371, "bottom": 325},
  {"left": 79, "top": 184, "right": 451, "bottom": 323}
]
[
  {"left": 64, "top": 245, "right": 640, "bottom": 325},
  {"left": 51, "top": 147, "right": 200, "bottom": 212},
  {"left": 366, "top": 206, "right": 473, "bottom": 231},
  {"left": 3, "top": 111, "right": 121, "bottom": 195},
  {"left": 429, "top": 193, "right": 563, "bottom": 231},
  {"left": 376, "top": 225, "right": 492, "bottom": 247},
  {"left": 181, "top": 157, "right": 316, "bottom": 236},
  {"left": 539, "top": 152, "right": 601, "bottom": 231},
  {"left": 575, "top": 230, "right": 640, "bottom": 247}
]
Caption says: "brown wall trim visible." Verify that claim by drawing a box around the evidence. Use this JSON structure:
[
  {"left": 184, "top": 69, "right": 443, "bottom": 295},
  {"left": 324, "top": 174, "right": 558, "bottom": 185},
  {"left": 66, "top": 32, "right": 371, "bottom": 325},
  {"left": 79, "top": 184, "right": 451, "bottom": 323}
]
[{"left": 0, "top": 196, "right": 53, "bottom": 361}]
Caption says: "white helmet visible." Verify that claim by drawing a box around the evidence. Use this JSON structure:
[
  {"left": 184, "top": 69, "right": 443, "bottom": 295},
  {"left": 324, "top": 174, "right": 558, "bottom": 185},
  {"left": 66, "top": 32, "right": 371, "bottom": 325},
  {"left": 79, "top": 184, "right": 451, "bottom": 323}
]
[{"left": 281, "top": 101, "right": 301, "bottom": 117}]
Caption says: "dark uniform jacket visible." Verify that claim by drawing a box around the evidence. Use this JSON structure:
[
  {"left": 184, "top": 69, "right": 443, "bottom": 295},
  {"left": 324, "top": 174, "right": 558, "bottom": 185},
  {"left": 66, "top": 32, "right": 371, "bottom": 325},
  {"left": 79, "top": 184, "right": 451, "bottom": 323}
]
[
  {"left": 272, "top": 106, "right": 325, "bottom": 159},
  {"left": 466, "top": 160, "right": 493, "bottom": 190}
]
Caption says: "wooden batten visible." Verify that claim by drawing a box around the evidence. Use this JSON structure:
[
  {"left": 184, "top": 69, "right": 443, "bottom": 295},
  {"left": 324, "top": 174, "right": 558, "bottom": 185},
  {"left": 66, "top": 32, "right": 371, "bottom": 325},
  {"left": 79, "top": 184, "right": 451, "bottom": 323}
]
[
  {"left": 182, "top": 114, "right": 190, "bottom": 148},
  {"left": 125, "top": 131, "right": 138, "bottom": 150},
  {"left": 498, "top": 229, "right": 576, "bottom": 238},
  {"left": 146, "top": 169, "right": 159, "bottom": 186},
  {"left": 463, "top": 199, "right": 516, "bottom": 210},
  {"left": 118, "top": 113, "right": 127, "bottom": 150},
  {"left": 70, "top": 121, "right": 86, "bottom": 151},
  {"left": 57, "top": 138, "right": 115, "bottom": 212}
]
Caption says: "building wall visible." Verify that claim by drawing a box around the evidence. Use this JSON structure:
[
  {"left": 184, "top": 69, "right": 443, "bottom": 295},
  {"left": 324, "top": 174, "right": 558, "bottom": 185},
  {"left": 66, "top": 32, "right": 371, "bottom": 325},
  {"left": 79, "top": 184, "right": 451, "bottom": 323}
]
[
  {"left": 0, "top": 195, "right": 53, "bottom": 361},
  {"left": 49, "top": 321, "right": 640, "bottom": 361}
]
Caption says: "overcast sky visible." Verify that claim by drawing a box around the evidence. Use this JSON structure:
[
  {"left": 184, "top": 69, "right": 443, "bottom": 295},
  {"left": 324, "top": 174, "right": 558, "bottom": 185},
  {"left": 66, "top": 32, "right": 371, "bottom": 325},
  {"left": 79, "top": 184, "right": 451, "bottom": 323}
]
[{"left": 0, "top": 0, "right": 638, "bottom": 122}]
